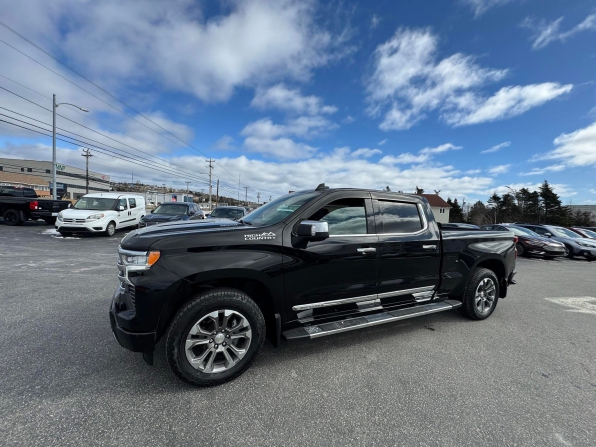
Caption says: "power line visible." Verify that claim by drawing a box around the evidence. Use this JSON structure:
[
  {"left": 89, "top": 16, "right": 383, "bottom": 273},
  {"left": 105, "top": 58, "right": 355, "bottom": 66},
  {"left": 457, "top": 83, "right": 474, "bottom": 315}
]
[
  {"left": 0, "top": 119, "right": 239, "bottom": 195},
  {"left": 0, "top": 23, "right": 279, "bottom": 197}
]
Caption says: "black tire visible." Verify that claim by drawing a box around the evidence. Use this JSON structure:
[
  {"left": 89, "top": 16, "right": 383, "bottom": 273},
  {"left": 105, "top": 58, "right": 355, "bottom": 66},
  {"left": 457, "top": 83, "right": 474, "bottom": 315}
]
[
  {"left": 104, "top": 221, "right": 116, "bottom": 237},
  {"left": 3, "top": 209, "right": 23, "bottom": 226},
  {"left": 516, "top": 243, "right": 526, "bottom": 257},
  {"left": 459, "top": 268, "right": 499, "bottom": 320},
  {"left": 564, "top": 245, "right": 574, "bottom": 259},
  {"left": 166, "top": 288, "right": 266, "bottom": 387}
]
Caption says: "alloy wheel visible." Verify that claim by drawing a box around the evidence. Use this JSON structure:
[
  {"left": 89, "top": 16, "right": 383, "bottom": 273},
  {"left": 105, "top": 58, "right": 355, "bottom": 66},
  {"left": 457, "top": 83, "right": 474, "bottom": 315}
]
[
  {"left": 185, "top": 309, "right": 252, "bottom": 374},
  {"left": 474, "top": 278, "right": 496, "bottom": 315}
]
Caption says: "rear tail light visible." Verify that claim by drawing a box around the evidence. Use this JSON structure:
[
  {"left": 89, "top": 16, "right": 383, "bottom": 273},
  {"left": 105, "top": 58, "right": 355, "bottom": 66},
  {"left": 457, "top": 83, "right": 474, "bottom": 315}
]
[{"left": 29, "top": 201, "right": 39, "bottom": 210}]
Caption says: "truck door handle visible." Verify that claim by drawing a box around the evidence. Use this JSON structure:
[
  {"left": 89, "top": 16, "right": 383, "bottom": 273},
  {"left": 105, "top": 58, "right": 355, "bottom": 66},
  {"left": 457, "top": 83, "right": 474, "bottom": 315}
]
[
  {"left": 357, "top": 247, "right": 376, "bottom": 254},
  {"left": 423, "top": 245, "right": 437, "bottom": 251}
]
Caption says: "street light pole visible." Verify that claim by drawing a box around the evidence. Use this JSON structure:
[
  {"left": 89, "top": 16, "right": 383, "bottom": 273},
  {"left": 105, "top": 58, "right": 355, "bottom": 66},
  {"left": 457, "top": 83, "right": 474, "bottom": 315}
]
[
  {"left": 52, "top": 95, "right": 88, "bottom": 199},
  {"left": 52, "top": 94, "right": 57, "bottom": 199}
]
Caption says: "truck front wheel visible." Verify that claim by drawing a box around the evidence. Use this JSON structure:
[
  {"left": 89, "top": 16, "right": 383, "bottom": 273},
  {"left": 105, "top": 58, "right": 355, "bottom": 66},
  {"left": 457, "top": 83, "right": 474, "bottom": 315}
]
[
  {"left": 459, "top": 268, "right": 499, "bottom": 320},
  {"left": 166, "top": 288, "right": 266, "bottom": 387},
  {"left": 3, "top": 209, "right": 23, "bottom": 226}
]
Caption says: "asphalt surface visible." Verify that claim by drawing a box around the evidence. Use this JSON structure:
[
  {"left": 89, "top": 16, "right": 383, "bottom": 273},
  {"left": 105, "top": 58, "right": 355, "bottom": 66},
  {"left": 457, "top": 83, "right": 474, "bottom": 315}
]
[{"left": 1, "top": 221, "right": 595, "bottom": 447}]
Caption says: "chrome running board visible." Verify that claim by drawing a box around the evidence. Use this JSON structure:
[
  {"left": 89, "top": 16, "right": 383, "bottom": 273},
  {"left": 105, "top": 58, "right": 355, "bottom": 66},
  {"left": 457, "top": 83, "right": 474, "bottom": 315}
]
[{"left": 283, "top": 300, "right": 462, "bottom": 340}]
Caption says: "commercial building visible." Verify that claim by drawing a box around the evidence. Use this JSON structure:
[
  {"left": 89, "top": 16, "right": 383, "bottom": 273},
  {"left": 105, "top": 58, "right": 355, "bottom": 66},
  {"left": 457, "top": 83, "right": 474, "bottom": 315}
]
[{"left": 0, "top": 158, "right": 110, "bottom": 199}]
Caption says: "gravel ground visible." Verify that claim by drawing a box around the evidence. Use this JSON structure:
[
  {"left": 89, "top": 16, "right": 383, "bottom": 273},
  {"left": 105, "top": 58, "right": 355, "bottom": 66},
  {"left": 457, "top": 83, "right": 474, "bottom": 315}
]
[{"left": 1, "top": 222, "right": 595, "bottom": 446}]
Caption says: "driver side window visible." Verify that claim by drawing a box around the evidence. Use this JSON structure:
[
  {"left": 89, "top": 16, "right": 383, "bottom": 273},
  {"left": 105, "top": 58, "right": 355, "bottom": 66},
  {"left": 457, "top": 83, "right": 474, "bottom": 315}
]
[
  {"left": 118, "top": 198, "right": 128, "bottom": 210},
  {"left": 308, "top": 198, "right": 367, "bottom": 235}
]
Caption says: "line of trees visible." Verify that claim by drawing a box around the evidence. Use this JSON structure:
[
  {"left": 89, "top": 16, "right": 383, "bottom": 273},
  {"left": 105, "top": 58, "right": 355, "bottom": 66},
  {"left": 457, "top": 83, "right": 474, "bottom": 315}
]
[{"left": 446, "top": 181, "right": 594, "bottom": 227}]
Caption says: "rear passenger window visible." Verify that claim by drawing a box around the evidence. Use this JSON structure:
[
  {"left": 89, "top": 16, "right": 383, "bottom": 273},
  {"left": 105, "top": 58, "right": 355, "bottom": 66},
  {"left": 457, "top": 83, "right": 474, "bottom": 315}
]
[
  {"left": 309, "top": 198, "right": 368, "bottom": 235},
  {"left": 377, "top": 201, "right": 423, "bottom": 234},
  {"left": 129, "top": 198, "right": 137, "bottom": 209}
]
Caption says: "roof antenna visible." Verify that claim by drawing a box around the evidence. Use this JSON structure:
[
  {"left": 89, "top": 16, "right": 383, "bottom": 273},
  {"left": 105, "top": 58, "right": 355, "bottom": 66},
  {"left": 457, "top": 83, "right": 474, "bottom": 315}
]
[{"left": 315, "top": 183, "right": 329, "bottom": 191}]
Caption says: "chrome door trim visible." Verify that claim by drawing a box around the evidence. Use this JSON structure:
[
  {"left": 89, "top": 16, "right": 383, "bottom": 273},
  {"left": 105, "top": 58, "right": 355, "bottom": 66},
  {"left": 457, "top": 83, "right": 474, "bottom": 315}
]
[
  {"left": 377, "top": 285, "right": 435, "bottom": 300},
  {"left": 292, "top": 285, "right": 436, "bottom": 311}
]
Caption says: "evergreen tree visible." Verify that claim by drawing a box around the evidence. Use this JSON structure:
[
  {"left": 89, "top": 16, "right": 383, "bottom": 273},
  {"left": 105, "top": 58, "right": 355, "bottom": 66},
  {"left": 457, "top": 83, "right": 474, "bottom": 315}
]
[
  {"left": 468, "top": 201, "right": 491, "bottom": 226},
  {"left": 448, "top": 198, "right": 464, "bottom": 223}
]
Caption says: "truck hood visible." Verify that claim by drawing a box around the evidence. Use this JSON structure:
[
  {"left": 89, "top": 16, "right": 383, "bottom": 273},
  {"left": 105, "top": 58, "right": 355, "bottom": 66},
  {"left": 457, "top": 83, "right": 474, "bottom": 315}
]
[{"left": 120, "top": 218, "right": 249, "bottom": 250}]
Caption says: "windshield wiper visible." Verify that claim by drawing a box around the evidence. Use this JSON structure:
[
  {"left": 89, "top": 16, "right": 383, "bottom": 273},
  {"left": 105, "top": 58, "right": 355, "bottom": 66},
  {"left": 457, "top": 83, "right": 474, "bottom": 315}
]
[{"left": 239, "top": 219, "right": 252, "bottom": 225}]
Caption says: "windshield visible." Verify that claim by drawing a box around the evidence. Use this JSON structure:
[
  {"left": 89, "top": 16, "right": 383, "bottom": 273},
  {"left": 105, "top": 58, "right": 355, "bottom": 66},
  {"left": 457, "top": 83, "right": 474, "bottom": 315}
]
[
  {"left": 240, "top": 190, "right": 321, "bottom": 227},
  {"left": 579, "top": 229, "right": 596, "bottom": 238},
  {"left": 154, "top": 204, "right": 188, "bottom": 215},
  {"left": 508, "top": 226, "right": 541, "bottom": 237},
  {"left": 548, "top": 226, "right": 581, "bottom": 238},
  {"left": 211, "top": 208, "right": 243, "bottom": 220},
  {"left": 73, "top": 197, "right": 117, "bottom": 210}
]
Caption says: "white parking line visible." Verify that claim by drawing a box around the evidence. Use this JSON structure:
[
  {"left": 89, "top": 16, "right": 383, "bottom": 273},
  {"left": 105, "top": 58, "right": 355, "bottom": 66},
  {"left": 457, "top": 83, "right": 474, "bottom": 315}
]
[{"left": 545, "top": 297, "right": 596, "bottom": 315}]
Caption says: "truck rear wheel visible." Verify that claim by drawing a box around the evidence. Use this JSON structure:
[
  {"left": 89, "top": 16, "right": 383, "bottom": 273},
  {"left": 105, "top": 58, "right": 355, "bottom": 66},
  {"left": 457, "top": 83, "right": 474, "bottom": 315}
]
[
  {"left": 166, "top": 288, "right": 266, "bottom": 387},
  {"left": 3, "top": 209, "right": 23, "bottom": 226},
  {"left": 459, "top": 268, "right": 499, "bottom": 320}
]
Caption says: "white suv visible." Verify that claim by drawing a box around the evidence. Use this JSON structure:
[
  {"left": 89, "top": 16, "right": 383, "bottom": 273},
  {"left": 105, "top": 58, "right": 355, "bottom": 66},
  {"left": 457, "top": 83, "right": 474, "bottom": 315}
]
[{"left": 56, "top": 193, "right": 145, "bottom": 237}]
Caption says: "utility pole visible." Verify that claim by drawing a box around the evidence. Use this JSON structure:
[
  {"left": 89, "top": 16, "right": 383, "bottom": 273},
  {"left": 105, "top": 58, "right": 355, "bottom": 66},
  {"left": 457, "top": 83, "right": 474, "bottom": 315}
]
[
  {"left": 244, "top": 186, "right": 249, "bottom": 206},
  {"left": 257, "top": 192, "right": 261, "bottom": 205},
  {"left": 215, "top": 179, "right": 220, "bottom": 208},
  {"left": 206, "top": 158, "right": 215, "bottom": 211},
  {"left": 185, "top": 181, "right": 191, "bottom": 198},
  {"left": 237, "top": 174, "right": 241, "bottom": 205},
  {"left": 81, "top": 149, "right": 93, "bottom": 194},
  {"left": 52, "top": 94, "right": 88, "bottom": 199}
]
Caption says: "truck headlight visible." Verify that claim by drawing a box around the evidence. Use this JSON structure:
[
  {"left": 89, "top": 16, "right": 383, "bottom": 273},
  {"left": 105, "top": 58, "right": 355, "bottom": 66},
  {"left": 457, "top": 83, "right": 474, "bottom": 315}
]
[{"left": 87, "top": 213, "right": 105, "bottom": 220}]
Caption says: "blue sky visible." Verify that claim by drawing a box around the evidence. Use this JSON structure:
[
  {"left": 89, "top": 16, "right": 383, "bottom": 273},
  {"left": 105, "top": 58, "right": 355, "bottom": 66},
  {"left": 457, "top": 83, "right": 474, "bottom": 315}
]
[{"left": 0, "top": 0, "right": 595, "bottom": 204}]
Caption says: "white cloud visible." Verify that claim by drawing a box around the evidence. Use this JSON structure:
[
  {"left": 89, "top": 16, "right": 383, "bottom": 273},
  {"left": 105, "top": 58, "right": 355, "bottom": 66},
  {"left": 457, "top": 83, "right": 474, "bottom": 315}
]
[
  {"left": 371, "top": 14, "right": 381, "bottom": 29},
  {"left": 519, "top": 164, "right": 566, "bottom": 176},
  {"left": 351, "top": 148, "right": 382, "bottom": 158},
  {"left": 379, "top": 142, "right": 461, "bottom": 165},
  {"left": 366, "top": 28, "right": 570, "bottom": 130},
  {"left": 540, "top": 121, "right": 596, "bottom": 167},
  {"left": 488, "top": 164, "right": 511, "bottom": 175},
  {"left": 522, "top": 14, "right": 596, "bottom": 50},
  {"left": 342, "top": 115, "right": 355, "bottom": 124},
  {"left": 0, "top": 141, "right": 498, "bottom": 201},
  {"left": 240, "top": 116, "right": 338, "bottom": 159},
  {"left": 420, "top": 143, "right": 462, "bottom": 155},
  {"left": 466, "top": 169, "right": 482, "bottom": 174},
  {"left": 462, "top": 0, "right": 516, "bottom": 17},
  {"left": 378, "top": 139, "right": 388, "bottom": 146},
  {"left": 380, "top": 153, "right": 429, "bottom": 164},
  {"left": 447, "top": 83, "right": 572, "bottom": 126},
  {"left": 213, "top": 135, "right": 236, "bottom": 151},
  {"left": 251, "top": 83, "right": 337, "bottom": 115},
  {"left": 481, "top": 141, "right": 511, "bottom": 154},
  {"left": 0, "top": 0, "right": 351, "bottom": 103}
]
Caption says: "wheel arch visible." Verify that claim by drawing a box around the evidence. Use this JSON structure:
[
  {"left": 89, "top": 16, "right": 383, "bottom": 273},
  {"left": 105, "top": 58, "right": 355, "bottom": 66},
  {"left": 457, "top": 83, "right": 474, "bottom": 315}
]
[
  {"left": 473, "top": 257, "right": 507, "bottom": 298},
  {"left": 156, "top": 272, "right": 279, "bottom": 346}
]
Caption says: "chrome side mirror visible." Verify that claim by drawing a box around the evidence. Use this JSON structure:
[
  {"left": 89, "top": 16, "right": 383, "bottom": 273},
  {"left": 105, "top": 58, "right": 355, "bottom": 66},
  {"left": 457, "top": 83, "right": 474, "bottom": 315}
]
[
  {"left": 544, "top": 232, "right": 552, "bottom": 238},
  {"left": 297, "top": 220, "right": 329, "bottom": 239},
  {"left": 118, "top": 205, "right": 125, "bottom": 211}
]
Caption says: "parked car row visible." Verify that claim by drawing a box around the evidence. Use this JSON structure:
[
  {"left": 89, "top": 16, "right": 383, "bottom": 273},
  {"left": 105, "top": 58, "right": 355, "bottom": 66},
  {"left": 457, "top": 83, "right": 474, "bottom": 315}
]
[
  {"left": 478, "top": 222, "right": 596, "bottom": 261},
  {"left": 50, "top": 193, "right": 251, "bottom": 237}
]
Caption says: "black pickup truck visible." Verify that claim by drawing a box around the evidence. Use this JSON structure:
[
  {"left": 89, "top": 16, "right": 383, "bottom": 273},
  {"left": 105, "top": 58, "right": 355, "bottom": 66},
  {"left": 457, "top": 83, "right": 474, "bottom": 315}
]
[
  {"left": 110, "top": 185, "right": 516, "bottom": 386},
  {"left": 0, "top": 186, "right": 71, "bottom": 225}
]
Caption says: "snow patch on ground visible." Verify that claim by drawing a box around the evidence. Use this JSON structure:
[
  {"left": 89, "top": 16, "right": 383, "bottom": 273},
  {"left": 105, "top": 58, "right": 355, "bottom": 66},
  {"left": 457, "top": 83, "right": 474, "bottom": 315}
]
[
  {"left": 545, "top": 296, "right": 596, "bottom": 315},
  {"left": 41, "top": 229, "right": 80, "bottom": 239}
]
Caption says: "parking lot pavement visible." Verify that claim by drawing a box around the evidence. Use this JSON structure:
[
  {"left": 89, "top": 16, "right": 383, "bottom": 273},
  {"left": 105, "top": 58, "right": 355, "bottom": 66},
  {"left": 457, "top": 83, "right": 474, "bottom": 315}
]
[{"left": 1, "top": 223, "right": 595, "bottom": 447}]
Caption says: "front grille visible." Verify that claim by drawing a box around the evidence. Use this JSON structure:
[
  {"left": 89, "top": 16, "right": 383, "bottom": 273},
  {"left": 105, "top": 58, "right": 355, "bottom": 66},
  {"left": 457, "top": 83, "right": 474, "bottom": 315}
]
[
  {"left": 128, "top": 284, "right": 136, "bottom": 308},
  {"left": 63, "top": 218, "right": 86, "bottom": 223}
]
